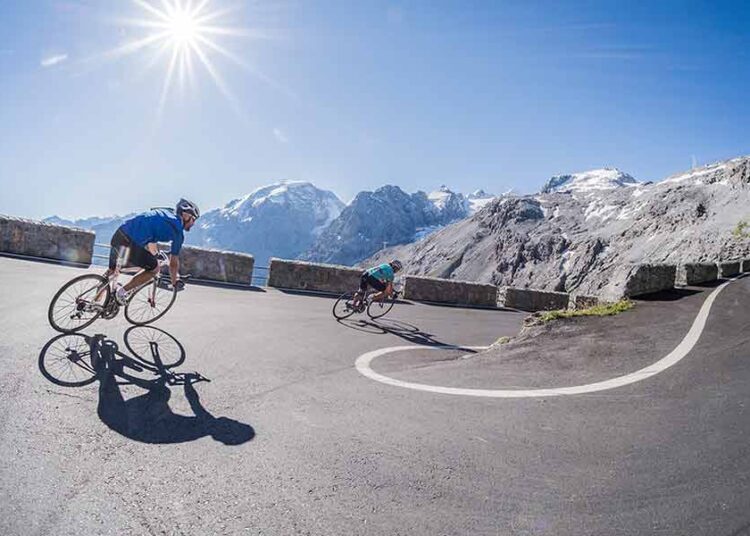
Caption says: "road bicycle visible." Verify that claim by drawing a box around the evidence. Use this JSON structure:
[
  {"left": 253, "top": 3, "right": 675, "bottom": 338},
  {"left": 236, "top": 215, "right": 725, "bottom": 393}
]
[
  {"left": 332, "top": 287, "right": 400, "bottom": 321},
  {"left": 38, "top": 327, "right": 208, "bottom": 388},
  {"left": 47, "top": 248, "right": 187, "bottom": 333}
]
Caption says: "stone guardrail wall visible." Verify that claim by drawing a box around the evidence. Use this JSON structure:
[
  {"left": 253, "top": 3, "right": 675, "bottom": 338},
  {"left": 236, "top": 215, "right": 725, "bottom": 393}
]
[
  {"left": 499, "top": 287, "right": 570, "bottom": 312},
  {"left": 179, "top": 246, "right": 254, "bottom": 286},
  {"left": 600, "top": 263, "right": 677, "bottom": 301},
  {"left": 0, "top": 215, "right": 94, "bottom": 265},
  {"left": 267, "top": 258, "right": 362, "bottom": 294},
  {"left": 718, "top": 260, "right": 741, "bottom": 278},
  {"left": 676, "top": 263, "right": 719, "bottom": 286},
  {"left": 403, "top": 275, "right": 498, "bottom": 307},
  {"left": 154, "top": 243, "right": 254, "bottom": 285}
]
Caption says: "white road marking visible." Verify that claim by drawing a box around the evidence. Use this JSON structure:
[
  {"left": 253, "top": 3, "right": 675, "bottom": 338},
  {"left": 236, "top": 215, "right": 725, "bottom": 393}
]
[{"left": 355, "top": 279, "right": 735, "bottom": 398}]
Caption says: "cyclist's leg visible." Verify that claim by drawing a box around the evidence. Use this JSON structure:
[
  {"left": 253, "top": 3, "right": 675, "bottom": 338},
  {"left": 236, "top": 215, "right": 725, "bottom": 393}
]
[
  {"left": 353, "top": 273, "right": 369, "bottom": 306},
  {"left": 122, "top": 243, "right": 159, "bottom": 292},
  {"left": 97, "top": 229, "right": 128, "bottom": 301},
  {"left": 368, "top": 276, "right": 388, "bottom": 301}
]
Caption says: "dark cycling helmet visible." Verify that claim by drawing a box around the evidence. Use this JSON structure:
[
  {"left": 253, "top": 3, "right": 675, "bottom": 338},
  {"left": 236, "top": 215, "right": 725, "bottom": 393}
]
[
  {"left": 176, "top": 198, "right": 200, "bottom": 219},
  {"left": 390, "top": 259, "right": 403, "bottom": 272}
]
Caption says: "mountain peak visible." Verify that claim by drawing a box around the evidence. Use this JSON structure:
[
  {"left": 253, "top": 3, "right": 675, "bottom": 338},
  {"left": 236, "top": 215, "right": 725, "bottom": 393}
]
[{"left": 541, "top": 168, "right": 639, "bottom": 194}]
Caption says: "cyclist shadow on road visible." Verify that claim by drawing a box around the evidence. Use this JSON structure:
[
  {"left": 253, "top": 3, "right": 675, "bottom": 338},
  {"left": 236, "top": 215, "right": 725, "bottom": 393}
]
[
  {"left": 97, "top": 370, "right": 255, "bottom": 446},
  {"left": 338, "top": 317, "right": 477, "bottom": 352},
  {"left": 38, "top": 329, "right": 254, "bottom": 446}
]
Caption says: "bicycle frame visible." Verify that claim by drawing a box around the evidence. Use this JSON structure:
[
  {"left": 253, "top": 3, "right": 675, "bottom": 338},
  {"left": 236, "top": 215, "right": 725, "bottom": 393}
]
[{"left": 92, "top": 245, "right": 171, "bottom": 311}]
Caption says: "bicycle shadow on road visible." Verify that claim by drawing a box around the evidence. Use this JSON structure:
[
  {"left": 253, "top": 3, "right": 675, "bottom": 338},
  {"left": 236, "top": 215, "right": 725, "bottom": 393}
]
[
  {"left": 38, "top": 329, "right": 255, "bottom": 446},
  {"left": 337, "top": 317, "right": 477, "bottom": 353}
]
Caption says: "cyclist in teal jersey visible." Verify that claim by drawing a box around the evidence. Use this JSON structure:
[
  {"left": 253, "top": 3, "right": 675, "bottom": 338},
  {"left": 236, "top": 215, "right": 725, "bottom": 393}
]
[
  {"left": 353, "top": 260, "right": 403, "bottom": 308},
  {"left": 105, "top": 199, "right": 200, "bottom": 304}
]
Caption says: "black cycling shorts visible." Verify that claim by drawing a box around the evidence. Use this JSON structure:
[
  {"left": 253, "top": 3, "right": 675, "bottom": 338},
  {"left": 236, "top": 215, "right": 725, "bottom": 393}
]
[
  {"left": 109, "top": 227, "right": 158, "bottom": 271},
  {"left": 360, "top": 272, "right": 387, "bottom": 293}
]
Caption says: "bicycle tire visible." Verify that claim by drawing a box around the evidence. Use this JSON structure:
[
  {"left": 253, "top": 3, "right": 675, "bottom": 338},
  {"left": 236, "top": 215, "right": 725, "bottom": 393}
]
[
  {"left": 39, "top": 333, "right": 98, "bottom": 387},
  {"left": 124, "top": 326, "right": 186, "bottom": 369},
  {"left": 124, "top": 278, "right": 177, "bottom": 326},
  {"left": 367, "top": 294, "right": 397, "bottom": 319},
  {"left": 48, "top": 274, "right": 109, "bottom": 333},
  {"left": 332, "top": 292, "right": 358, "bottom": 320}
]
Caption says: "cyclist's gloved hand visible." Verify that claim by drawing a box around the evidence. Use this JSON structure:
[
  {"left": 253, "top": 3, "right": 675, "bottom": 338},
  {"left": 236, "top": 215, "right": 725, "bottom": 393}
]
[{"left": 173, "top": 279, "right": 186, "bottom": 291}]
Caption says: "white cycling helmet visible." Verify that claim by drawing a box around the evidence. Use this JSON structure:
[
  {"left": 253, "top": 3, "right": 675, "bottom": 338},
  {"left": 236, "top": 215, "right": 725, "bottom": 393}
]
[
  {"left": 176, "top": 198, "right": 200, "bottom": 219},
  {"left": 391, "top": 259, "right": 403, "bottom": 272}
]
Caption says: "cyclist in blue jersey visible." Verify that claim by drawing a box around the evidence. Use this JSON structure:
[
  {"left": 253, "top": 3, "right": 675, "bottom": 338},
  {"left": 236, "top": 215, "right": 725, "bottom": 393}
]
[
  {"left": 353, "top": 259, "right": 403, "bottom": 308},
  {"left": 106, "top": 199, "right": 200, "bottom": 304}
]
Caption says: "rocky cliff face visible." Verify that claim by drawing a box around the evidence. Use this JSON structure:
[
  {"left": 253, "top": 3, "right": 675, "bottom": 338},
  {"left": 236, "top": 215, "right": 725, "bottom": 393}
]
[
  {"left": 303, "top": 184, "right": 484, "bottom": 265},
  {"left": 366, "top": 156, "right": 750, "bottom": 296}
]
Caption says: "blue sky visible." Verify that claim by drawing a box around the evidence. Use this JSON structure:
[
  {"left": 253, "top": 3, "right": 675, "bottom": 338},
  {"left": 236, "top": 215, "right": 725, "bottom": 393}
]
[{"left": 0, "top": 0, "right": 748, "bottom": 220}]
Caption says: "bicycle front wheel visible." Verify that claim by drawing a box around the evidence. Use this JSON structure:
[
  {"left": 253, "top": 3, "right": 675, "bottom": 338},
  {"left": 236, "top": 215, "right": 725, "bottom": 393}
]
[
  {"left": 332, "top": 292, "right": 358, "bottom": 320},
  {"left": 124, "top": 278, "right": 176, "bottom": 326},
  {"left": 48, "top": 274, "right": 109, "bottom": 333},
  {"left": 124, "top": 326, "right": 186, "bottom": 369},
  {"left": 367, "top": 294, "right": 397, "bottom": 319}
]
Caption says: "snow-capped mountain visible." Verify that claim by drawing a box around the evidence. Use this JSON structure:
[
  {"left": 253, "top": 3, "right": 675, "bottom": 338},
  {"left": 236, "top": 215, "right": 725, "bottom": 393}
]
[
  {"left": 44, "top": 181, "right": 501, "bottom": 267},
  {"left": 302, "top": 184, "right": 484, "bottom": 265},
  {"left": 188, "top": 181, "right": 344, "bottom": 265},
  {"left": 367, "top": 157, "right": 750, "bottom": 296},
  {"left": 541, "top": 168, "right": 639, "bottom": 194},
  {"left": 467, "top": 189, "right": 497, "bottom": 213}
]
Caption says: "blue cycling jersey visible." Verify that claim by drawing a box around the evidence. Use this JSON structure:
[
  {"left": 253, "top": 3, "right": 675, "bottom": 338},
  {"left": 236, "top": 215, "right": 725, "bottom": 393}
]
[
  {"left": 367, "top": 263, "right": 395, "bottom": 283},
  {"left": 120, "top": 209, "right": 185, "bottom": 255}
]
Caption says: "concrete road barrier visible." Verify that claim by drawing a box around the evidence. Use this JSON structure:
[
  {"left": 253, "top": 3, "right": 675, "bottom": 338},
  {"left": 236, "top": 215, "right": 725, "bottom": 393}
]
[
  {"left": 601, "top": 263, "right": 677, "bottom": 301},
  {"left": 0, "top": 215, "right": 94, "bottom": 265},
  {"left": 718, "top": 261, "right": 741, "bottom": 278},
  {"left": 500, "top": 287, "right": 570, "bottom": 312},
  {"left": 676, "top": 263, "right": 719, "bottom": 286},
  {"left": 179, "top": 246, "right": 254, "bottom": 285},
  {"left": 267, "top": 258, "right": 362, "bottom": 294},
  {"left": 403, "top": 275, "right": 498, "bottom": 307}
]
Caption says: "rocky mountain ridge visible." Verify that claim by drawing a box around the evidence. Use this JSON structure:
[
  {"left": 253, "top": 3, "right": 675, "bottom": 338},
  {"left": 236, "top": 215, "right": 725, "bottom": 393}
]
[
  {"left": 44, "top": 182, "right": 495, "bottom": 266},
  {"left": 367, "top": 156, "right": 750, "bottom": 297},
  {"left": 302, "top": 185, "right": 494, "bottom": 265}
]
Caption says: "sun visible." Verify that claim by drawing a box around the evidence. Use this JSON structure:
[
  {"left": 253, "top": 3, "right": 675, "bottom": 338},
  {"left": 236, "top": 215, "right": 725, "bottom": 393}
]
[
  {"left": 106, "top": 0, "right": 258, "bottom": 117},
  {"left": 166, "top": 9, "right": 201, "bottom": 45}
]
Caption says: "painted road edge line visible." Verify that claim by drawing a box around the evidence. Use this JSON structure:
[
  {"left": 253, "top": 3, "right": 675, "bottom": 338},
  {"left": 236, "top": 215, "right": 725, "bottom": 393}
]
[{"left": 354, "top": 279, "right": 735, "bottom": 398}]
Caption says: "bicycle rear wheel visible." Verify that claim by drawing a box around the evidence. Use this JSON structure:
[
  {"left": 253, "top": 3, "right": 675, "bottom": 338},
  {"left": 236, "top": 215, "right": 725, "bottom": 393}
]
[
  {"left": 332, "top": 292, "right": 358, "bottom": 320},
  {"left": 367, "top": 294, "right": 397, "bottom": 319},
  {"left": 124, "top": 278, "right": 177, "bottom": 326},
  {"left": 48, "top": 274, "right": 109, "bottom": 333},
  {"left": 39, "top": 333, "right": 98, "bottom": 387}
]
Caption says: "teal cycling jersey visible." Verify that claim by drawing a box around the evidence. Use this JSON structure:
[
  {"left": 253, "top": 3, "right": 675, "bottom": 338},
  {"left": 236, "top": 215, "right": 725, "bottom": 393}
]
[{"left": 367, "top": 263, "right": 395, "bottom": 283}]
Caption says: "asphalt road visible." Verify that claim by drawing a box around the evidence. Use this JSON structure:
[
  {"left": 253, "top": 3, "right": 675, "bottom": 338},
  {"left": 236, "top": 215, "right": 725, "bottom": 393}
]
[{"left": 1, "top": 256, "right": 749, "bottom": 536}]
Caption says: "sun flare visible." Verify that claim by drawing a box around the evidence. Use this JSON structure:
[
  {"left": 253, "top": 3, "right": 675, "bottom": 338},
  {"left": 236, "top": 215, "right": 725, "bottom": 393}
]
[{"left": 109, "top": 0, "right": 255, "bottom": 117}]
